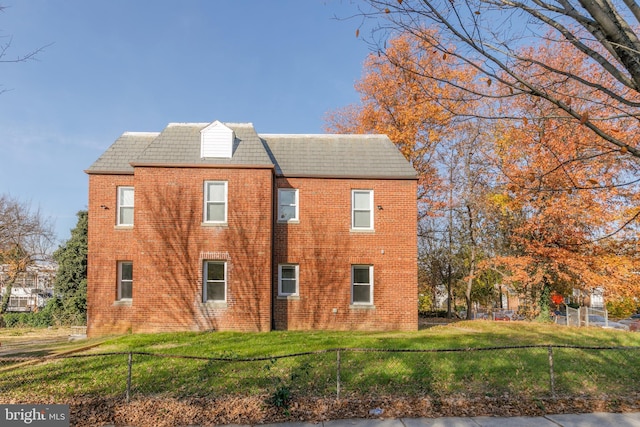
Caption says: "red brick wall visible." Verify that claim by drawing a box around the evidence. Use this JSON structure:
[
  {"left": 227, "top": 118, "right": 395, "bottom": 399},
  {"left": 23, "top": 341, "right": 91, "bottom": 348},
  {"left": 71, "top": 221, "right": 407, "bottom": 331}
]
[
  {"left": 87, "top": 167, "right": 273, "bottom": 336},
  {"left": 87, "top": 174, "right": 137, "bottom": 336},
  {"left": 88, "top": 169, "right": 418, "bottom": 336},
  {"left": 273, "top": 177, "right": 418, "bottom": 331}
]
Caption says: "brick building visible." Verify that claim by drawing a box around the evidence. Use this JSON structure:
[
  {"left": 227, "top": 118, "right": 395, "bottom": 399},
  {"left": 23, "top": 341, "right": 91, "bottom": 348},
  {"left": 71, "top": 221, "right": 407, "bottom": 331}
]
[
  {"left": 0, "top": 263, "right": 56, "bottom": 312},
  {"left": 85, "top": 121, "right": 418, "bottom": 336}
]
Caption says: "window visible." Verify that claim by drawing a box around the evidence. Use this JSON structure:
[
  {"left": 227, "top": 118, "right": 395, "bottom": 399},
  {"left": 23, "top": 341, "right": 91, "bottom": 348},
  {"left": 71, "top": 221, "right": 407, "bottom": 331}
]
[
  {"left": 203, "top": 261, "right": 226, "bottom": 302},
  {"left": 278, "top": 189, "right": 299, "bottom": 222},
  {"left": 117, "top": 187, "right": 134, "bottom": 226},
  {"left": 352, "top": 190, "right": 373, "bottom": 230},
  {"left": 351, "top": 265, "right": 373, "bottom": 305},
  {"left": 204, "top": 181, "right": 227, "bottom": 223},
  {"left": 117, "top": 261, "right": 133, "bottom": 300},
  {"left": 278, "top": 264, "right": 299, "bottom": 296}
]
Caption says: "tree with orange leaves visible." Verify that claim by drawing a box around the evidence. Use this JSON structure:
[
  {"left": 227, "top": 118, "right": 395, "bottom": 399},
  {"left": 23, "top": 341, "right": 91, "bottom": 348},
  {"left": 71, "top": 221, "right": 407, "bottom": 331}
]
[
  {"left": 357, "top": 0, "right": 640, "bottom": 161},
  {"left": 483, "top": 39, "right": 640, "bottom": 315},
  {"left": 326, "top": 31, "right": 502, "bottom": 318},
  {"left": 326, "top": 31, "right": 482, "bottom": 219},
  {"left": 328, "top": 28, "right": 640, "bottom": 318}
]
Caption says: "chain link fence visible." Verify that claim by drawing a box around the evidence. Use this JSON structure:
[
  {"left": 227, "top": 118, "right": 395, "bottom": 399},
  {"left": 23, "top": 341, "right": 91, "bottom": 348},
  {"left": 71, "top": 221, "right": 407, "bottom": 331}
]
[
  {"left": 555, "top": 306, "right": 611, "bottom": 327},
  {"left": 1, "top": 345, "right": 640, "bottom": 403}
]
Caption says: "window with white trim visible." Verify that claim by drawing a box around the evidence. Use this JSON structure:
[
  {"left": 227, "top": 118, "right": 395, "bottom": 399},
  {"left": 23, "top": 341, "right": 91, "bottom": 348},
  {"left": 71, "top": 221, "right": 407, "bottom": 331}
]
[
  {"left": 203, "top": 261, "right": 226, "bottom": 302},
  {"left": 278, "top": 264, "right": 299, "bottom": 296},
  {"left": 352, "top": 190, "right": 373, "bottom": 230},
  {"left": 117, "top": 261, "right": 133, "bottom": 300},
  {"left": 278, "top": 189, "right": 299, "bottom": 222},
  {"left": 117, "top": 187, "right": 134, "bottom": 226},
  {"left": 204, "top": 181, "right": 228, "bottom": 223},
  {"left": 351, "top": 265, "right": 373, "bottom": 305}
]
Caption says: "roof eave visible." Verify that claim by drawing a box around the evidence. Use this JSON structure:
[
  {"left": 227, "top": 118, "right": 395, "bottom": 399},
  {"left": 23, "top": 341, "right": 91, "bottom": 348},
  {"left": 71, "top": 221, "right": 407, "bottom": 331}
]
[
  {"left": 275, "top": 173, "right": 418, "bottom": 180},
  {"left": 129, "top": 162, "right": 275, "bottom": 170},
  {"left": 84, "top": 169, "right": 134, "bottom": 175}
]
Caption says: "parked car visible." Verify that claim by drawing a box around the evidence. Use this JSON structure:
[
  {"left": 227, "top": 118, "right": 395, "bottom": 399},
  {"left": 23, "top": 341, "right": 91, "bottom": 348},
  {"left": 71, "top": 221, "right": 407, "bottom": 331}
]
[
  {"left": 493, "top": 310, "right": 514, "bottom": 321},
  {"left": 587, "top": 314, "right": 629, "bottom": 331},
  {"left": 618, "top": 314, "right": 640, "bottom": 331}
]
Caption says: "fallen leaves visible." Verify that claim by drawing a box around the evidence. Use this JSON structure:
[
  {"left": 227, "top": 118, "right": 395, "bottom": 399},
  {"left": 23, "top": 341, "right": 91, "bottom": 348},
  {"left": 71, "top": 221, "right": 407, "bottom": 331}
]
[{"left": 63, "top": 394, "right": 640, "bottom": 427}]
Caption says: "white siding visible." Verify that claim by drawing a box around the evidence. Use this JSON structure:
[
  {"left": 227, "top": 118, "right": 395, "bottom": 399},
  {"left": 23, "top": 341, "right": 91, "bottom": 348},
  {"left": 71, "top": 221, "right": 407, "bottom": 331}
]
[{"left": 201, "top": 121, "right": 234, "bottom": 158}]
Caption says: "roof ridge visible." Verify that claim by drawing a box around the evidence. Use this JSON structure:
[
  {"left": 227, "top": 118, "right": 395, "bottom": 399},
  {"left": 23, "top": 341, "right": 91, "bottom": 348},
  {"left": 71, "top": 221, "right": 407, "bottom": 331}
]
[
  {"left": 224, "top": 122, "right": 254, "bottom": 127},
  {"left": 122, "top": 131, "right": 160, "bottom": 136},
  {"left": 167, "top": 122, "right": 210, "bottom": 127},
  {"left": 165, "top": 122, "right": 254, "bottom": 128},
  {"left": 260, "top": 133, "right": 388, "bottom": 138}
]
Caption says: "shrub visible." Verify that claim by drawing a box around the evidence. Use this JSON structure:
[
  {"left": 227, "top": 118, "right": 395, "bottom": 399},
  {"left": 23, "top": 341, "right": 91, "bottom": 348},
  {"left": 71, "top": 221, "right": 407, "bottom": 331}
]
[
  {"left": 420, "top": 310, "right": 450, "bottom": 318},
  {"left": 418, "top": 292, "right": 433, "bottom": 314},
  {"left": 607, "top": 297, "right": 639, "bottom": 319},
  {"left": 1, "top": 297, "right": 63, "bottom": 328}
]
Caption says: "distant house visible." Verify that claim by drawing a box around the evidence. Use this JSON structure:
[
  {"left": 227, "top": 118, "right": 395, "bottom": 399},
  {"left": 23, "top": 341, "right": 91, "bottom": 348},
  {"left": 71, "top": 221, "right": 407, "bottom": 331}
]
[
  {"left": 0, "top": 264, "right": 56, "bottom": 312},
  {"left": 85, "top": 121, "right": 418, "bottom": 336}
]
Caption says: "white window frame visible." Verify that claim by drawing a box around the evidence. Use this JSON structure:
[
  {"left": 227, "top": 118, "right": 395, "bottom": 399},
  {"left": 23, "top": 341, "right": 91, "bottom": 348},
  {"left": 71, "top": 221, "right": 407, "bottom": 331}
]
[
  {"left": 203, "top": 261, "right": 227, "bottom": 303},
  {"left": 351, "top": 265, "right": 373, "bottom": 305},
  {"left": 204, "top": 181, "right": 228, "bottom": 224},
  {"left": 351, "top": 189, "right": 374, "bottom": 230},
  {"left": 277, "top": 188, "right": 299, "bottom": 222},
  {"left": 278, "top": 264, "right": 299, "bottom": 297},
  {"left": 117, "top": 261, "right": 133, "bottom": 301},
  {"left": 117, "top": 186, "right": 134, "bottom": 226}
]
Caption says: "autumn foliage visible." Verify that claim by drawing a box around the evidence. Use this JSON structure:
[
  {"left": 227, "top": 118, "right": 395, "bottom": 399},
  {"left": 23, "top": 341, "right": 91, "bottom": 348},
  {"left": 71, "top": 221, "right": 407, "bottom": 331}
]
[
  {"left": 327, "top": 29, "right": 640, "bottom": 316},
  {"left": 489, "top": 39, "right": 640, "bottom": 304},
  {"left": 325, "top": 31, "right": 479, "bottom": 218}
]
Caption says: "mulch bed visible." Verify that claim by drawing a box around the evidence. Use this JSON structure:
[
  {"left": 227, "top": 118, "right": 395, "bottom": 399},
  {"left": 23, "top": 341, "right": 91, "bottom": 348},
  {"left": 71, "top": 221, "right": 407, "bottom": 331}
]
[{"left": 63, "top": 394, "right": 640, "bottom": 427}]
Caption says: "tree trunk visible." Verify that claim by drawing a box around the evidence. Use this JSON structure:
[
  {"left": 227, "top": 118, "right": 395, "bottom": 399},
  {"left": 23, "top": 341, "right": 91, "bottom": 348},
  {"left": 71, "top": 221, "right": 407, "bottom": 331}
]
[
  {"left": 447, "top": 162, "right": 454, "bottom": 319},
  {"left": 447, "top": 262, "right": 453, "bottom": 318},
  {"left": 465, "top": 245, "right": 476, "bottom": 320}
]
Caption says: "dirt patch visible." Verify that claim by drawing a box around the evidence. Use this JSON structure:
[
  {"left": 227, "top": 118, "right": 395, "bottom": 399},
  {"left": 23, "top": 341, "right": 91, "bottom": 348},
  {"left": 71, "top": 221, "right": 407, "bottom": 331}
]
[
  {"left": 0, "top": 327, "right": 74, "bottom": 356},
  {"left": 24, "top": 394, "right": 637, "bottom": 427},
  {"left": 418, "top": 316, "right": 459, "bottom": 329}
]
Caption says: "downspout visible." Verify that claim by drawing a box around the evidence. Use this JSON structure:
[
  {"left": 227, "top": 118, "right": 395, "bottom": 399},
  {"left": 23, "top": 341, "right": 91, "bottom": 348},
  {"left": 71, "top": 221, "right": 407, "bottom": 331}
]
[{"left": 270, "top": 169, "right": 276, "bottom": 331}]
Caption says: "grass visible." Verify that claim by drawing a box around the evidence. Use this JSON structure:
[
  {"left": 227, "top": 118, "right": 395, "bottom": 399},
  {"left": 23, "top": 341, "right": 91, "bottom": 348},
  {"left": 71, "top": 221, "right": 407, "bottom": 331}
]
[
  {"left": 0, "top": 326, "right": 95, "bottom": 358},
  {"left": 2, "top": 321, "right": 640, "bottom": 402},
  {"left": 82, "top": 320, "right": 640, "bottom": 355}
]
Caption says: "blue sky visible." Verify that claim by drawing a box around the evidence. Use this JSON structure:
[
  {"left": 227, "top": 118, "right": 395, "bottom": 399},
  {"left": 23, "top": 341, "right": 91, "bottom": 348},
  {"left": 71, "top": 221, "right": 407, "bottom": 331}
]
[{"left": 0, "top": 0, "right": 370, "bottom": 243}]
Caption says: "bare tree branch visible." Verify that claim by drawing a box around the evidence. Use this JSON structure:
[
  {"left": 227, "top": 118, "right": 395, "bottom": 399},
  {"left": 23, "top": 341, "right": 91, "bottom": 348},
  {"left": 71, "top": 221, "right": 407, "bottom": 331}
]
[
  {"left": 0, "top": 194, "right": 55, "bottom": 316},
  {"left": 358, "top": 0, "right": 640, "bottom": 160}
]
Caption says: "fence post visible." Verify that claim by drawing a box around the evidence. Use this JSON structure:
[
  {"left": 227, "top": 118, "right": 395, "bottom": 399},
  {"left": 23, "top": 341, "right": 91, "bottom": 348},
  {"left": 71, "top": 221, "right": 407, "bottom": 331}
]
[
  {"left": 336, "top": 349, "right": 341, "bottom": 400},
  {"left": 126, "top": 352, "right": 133, "bottom": 403},
  {"left": 547, "top": 346, "right": 556, "bottom": 399}
]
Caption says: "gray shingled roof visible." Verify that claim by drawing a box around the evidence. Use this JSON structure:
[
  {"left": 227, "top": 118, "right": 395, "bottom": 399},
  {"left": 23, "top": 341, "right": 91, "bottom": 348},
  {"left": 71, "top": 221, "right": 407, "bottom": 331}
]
[
  {"left": 85, "top": 132, "right": 159, "bottom": 174},
  {"left": 132, "top": 122, "right": 273, "bottom": 167},
  {"left": 261, "top": 134, "right": 417, "bottom": 179},
  {"left": 87, "top": 122, "right": 417, "bottom": 179}
]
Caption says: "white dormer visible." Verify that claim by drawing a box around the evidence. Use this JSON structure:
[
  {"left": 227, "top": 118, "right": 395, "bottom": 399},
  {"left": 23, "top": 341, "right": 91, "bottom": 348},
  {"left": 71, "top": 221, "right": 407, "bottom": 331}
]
[{"left": 201, "top": 120, "right": 234, "bottom": 158}]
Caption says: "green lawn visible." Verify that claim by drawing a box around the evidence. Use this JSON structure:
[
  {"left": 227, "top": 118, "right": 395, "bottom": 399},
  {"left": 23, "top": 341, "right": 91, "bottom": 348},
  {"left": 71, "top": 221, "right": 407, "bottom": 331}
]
[
  {"left": 1, "top": 321, "right": 640, "bottom": 402},
  {"left": 83, "top": 320, "right": 640, "bottom": 354}
]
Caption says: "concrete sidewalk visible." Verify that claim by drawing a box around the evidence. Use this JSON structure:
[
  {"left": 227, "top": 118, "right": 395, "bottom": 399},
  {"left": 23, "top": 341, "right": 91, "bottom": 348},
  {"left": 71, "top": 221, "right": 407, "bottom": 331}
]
[
  {"left": 103, "top": 412, "right": 640, "bottom": 426},
  {"left": 254, "top": 412, "right": 640, "bottom": 427}
]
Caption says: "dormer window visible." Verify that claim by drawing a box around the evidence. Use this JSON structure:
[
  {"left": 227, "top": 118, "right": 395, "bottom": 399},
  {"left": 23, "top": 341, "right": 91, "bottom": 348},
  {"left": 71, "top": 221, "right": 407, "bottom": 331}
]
[{"left": 201, "top": 120, "right": 234, "bottom": 158}]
